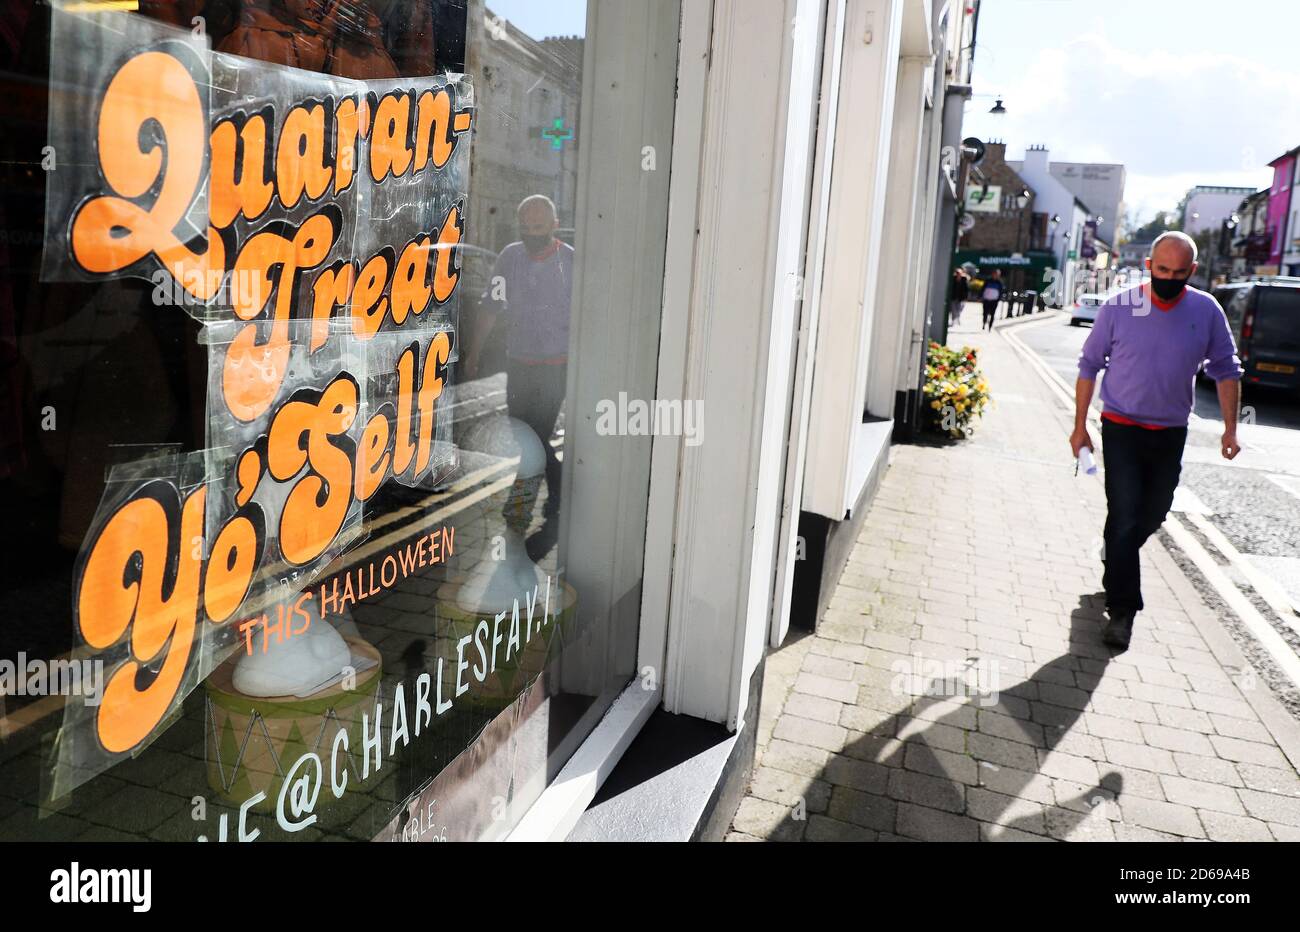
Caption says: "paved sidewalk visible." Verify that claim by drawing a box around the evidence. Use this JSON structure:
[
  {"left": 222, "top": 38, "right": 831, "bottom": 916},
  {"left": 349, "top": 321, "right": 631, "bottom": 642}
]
[{"left": 731, "top": 312, "right": 1300, "bottom": 842}]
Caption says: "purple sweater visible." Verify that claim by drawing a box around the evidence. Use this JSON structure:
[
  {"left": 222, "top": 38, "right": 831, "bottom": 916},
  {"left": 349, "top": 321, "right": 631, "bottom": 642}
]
[
  {"left": 1077, "top": 285, "right": 1243, "bottom": 428},
  {"left": 482, "top": 240, "right": 574, "bottom": 362}
]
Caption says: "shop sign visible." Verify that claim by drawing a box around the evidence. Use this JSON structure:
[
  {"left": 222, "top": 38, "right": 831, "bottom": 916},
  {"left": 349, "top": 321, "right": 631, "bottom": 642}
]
[
  {"left": 964, "top": 184, "right": 1001, "bottom": 213},
  {"left": 39, "top": 8, "right": 484, "bottom": 801}
]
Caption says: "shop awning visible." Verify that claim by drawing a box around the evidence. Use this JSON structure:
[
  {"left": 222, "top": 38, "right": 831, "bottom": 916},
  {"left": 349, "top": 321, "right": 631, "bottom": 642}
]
[{"left": 955, "top": 249, "right": 1058, "bottom": 285}]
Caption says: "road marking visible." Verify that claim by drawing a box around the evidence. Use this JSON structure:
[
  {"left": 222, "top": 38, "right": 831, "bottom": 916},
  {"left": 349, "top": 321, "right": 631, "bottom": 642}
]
[
  {"left": 1170, "top": 488, "right": 1300, "bottom": 617},
  {"left": 1000, "top": 322, "right": 1099, "bottom": 428},
  {"left": 1170, "top": 485, "right": 1211, "bottom": 515},
  {"left": 1165, "top": 515, "right": 1300, "bottom": 689},
  {"left": 1185, "top": 512, "right": 1300, "bottom": 625},
  {"left": 1267, "top": 473, "right": 1300, "bottom": 501}
]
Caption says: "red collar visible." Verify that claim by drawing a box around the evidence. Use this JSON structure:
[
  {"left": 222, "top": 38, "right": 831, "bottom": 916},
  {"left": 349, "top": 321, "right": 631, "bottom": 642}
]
[{"left": 1146, "top": 282, "right": 1184, "bottom": 312}]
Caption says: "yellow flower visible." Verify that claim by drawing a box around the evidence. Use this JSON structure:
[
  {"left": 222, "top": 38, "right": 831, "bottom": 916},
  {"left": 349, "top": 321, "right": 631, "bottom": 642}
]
[{"left": 930, "top": 400, "right": 942, "bottom": 410}]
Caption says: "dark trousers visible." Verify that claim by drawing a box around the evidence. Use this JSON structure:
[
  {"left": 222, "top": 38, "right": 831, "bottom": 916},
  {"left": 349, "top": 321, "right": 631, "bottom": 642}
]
[
  {"left": 505, "top": 359, "right": 566, "bottom": 526},
  {"left": 982, "top": 301, "right": 998, "bottom": 330},
  {"left": 1100, "top": 419, "right": 1187, "bottom": 613}
]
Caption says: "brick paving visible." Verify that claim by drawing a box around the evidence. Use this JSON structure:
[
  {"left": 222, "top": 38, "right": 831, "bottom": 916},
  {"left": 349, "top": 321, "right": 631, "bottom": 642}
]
[{"left": 731, "top": 313, "right": 1300, "bottom": 842}]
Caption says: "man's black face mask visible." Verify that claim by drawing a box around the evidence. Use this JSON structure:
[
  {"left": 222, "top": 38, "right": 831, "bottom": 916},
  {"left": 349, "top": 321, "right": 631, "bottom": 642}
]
[
  {"left": 1151, "top": 274, "right": 1189, "bottom": 301},
  {"left": 522, "top": 234, "right": 553, "bottom": 255}
]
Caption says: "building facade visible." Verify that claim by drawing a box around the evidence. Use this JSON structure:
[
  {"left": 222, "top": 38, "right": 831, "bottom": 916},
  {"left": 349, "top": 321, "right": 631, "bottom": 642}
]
[
  {"left": 0, "top": 0, "right": 977, "bottom": 842},
  {"left": 1266, "top": 148, "right": 1297, "bottom": 274},
  {"left": 1180, "top": 184, "right": 1257, "bottom": 236},
  {"left": 1285, "top": 157, "right": 1300, "bottom": 276},
  {"left": 1229, "top": 188, "right": 1271, "bottom": 279},
  {"left": 1047, "top": 159, "right": 1126, "bottom": 247},
  {"left": 1117, "top": 240, "right": 1150, "bottom": 269},
  {"left": 959, "top": 141, "right": 1039, "bottom": 253},
  {"left": 953, "top": 141, "right": 1050, "bottom": 293},
  {"left": 1011, "top": 146, "right": 1093, "bottom": 304}
]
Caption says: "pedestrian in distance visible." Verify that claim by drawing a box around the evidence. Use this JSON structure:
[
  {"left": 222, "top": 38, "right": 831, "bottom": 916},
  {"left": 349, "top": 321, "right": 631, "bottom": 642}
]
[
  {"left": 980, "top": 268, "right": 1004, "bottom": 331},
  {"left": 949, "top": 267, "right": 969, "bottom": 327},
  {"left": 1069, "top": 231, "right": 1243, "bottom": 651}
]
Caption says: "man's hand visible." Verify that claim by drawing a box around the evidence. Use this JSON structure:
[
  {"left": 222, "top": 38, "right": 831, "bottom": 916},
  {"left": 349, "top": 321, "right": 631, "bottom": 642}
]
[
  {"left": 1221, "top": 429, "right": 1242, "bottom": 460},
  {"left": 1216, "top": 379, "right": 1242, "bottom": 461},
  {"left": 1071, "top": 376, "right": 1097, "bottom": 459}
]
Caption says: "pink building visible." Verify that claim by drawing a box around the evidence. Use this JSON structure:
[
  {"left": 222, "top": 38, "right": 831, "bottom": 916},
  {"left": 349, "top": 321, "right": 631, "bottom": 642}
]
[{"left": 1267, "top": 147, "right": 1297, "bottom": 270}]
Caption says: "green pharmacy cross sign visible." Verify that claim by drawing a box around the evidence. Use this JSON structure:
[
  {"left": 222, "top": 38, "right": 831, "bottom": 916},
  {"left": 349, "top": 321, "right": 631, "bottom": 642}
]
[{"left": 542, "top": 117, "right": 574, "bottom": 150}]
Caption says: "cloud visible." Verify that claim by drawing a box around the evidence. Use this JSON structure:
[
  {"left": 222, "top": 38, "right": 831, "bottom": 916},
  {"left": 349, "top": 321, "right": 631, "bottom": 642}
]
[{"left": 965, "top": 31, "right": 1288, "bottom": 220}]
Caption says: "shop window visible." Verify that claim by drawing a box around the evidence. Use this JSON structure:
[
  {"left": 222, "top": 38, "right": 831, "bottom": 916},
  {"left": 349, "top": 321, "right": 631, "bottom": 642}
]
[{"left": 0, "top": 0, "right": 678, "bottom": 841}]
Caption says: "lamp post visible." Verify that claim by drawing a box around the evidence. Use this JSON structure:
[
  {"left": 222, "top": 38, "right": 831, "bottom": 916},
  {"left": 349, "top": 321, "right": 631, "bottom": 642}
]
[
  {"left": 963, "top": 92, "right": 1009, "bottom": 115},
  {"left": 1047, "top": 214, "right": 1061, "bottom": 305},
  {"left": 1012, "top": 189, "right": 1030, "bottom": 313},
  {"left": 1205, "top": 213, "right": 1239, "bottom": 289},
  {"left": 1015, "top": 189, "right": 1030, "bottom": 253}
]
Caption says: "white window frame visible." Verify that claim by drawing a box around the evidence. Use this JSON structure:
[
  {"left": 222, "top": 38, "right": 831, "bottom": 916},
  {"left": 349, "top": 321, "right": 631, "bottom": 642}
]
[
  {"left": 511, "top": 0, "right": 833, "bottom": 837},
  {"left": 507, "top": 0, "right": 710, "bottom": 840}
]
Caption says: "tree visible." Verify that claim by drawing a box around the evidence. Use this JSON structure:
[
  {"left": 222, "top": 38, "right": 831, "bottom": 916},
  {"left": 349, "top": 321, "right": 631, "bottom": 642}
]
[{"left": 1126, "top": 211, "right": 1175, "bottom": 244}]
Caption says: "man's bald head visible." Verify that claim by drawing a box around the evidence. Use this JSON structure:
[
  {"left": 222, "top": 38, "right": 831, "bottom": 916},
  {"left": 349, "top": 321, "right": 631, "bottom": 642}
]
[
  {"left": 516, "top": 195, "right": 559, "bottom": 255},
  {"left": 1149, "top": 231, "right": 1197, "bottom": 270},
  {"left": 517, "top": 195, "right": 558, "bottom": 228}
]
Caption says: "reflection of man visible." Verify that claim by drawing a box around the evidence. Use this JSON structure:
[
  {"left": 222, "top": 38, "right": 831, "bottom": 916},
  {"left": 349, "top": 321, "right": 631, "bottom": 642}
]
[
  {"left": 1070, "top": 232, "right": 1243, "bottom": 650},
  {"left": 948, "top": 268, "right": 969, "bottom": 327},
  {"left": 469, "top": 195, "right": 573, "bottom": 526}
]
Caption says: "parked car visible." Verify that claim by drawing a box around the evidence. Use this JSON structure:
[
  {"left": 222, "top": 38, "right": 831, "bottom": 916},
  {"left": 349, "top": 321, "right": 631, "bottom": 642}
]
[
  {"left": 1069, "top": 293, "right": 1105, "bottom": 326},
  {"left": 1212, "top": 278, "right": 1300, "bottom": 393}
]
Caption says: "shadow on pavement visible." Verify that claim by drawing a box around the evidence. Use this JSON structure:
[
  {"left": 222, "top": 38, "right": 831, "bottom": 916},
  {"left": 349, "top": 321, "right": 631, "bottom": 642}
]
[{"left": 775, "top": 593, "right": 1127, "bottom": 841}]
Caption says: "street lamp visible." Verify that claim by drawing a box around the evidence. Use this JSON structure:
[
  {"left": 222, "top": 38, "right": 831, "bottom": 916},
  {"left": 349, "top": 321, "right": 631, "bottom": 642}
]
[
  {"left": 1207, "top": 213, "right": 1240, "bottom": 287},
  {"left": 1012, "top": 189, "right": 1031, "bottom": 314},
  {"left": 964, "top": 93, "right": 1008, "bottom": 114},
  {"left": 1015, "top": 188, "right": 1030, "bottom": 253}
]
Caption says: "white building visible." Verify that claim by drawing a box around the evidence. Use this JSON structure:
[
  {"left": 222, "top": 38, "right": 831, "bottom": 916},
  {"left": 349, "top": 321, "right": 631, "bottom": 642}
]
[
  {"left": 1048, "top": 160, "right": 1126, "bottom": 246},
  {"left": 1181, "top": 185, "right": 1257, "bottom": 236},
  {"left": 1010, "top": 146, "right": 1093, "bottom": 304}
]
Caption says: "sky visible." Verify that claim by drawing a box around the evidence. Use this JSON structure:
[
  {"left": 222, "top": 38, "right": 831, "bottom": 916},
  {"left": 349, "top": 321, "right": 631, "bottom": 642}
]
[
  {"left": 962, "top": 0, "right": 1300, "bottom": 231},
  {"left": 485, "top": 0, "right": 588, "bottom": 39}
]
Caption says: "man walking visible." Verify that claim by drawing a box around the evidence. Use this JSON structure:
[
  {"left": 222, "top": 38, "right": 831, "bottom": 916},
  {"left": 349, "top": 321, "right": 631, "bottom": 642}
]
[
  {"left": 1069, "top": 232, "right": 1243, "bottom": 650},
  {"left": 980, "top": 268, "right": 1004, "bottom": 331}
]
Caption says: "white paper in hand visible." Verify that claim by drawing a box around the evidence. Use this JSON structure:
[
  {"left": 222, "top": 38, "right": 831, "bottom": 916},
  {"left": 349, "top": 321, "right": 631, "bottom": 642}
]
[{"left": 1077, "top": 446, "right": 1097, "bottom": 476}]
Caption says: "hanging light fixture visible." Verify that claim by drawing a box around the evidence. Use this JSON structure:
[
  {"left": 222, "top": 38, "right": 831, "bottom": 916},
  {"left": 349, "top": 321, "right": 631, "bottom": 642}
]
[{"left": 989, "top": 97, "right": 1007, "bottom": 114}]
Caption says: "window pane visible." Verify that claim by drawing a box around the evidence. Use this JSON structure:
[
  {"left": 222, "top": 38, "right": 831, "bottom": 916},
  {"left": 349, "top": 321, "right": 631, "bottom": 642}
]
[
  {"left": 1253, "top": 288, "right": 1300, "bottom": 351},
  {"left": 0, "top": 0, "right": 678, "bottom": 842}
]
